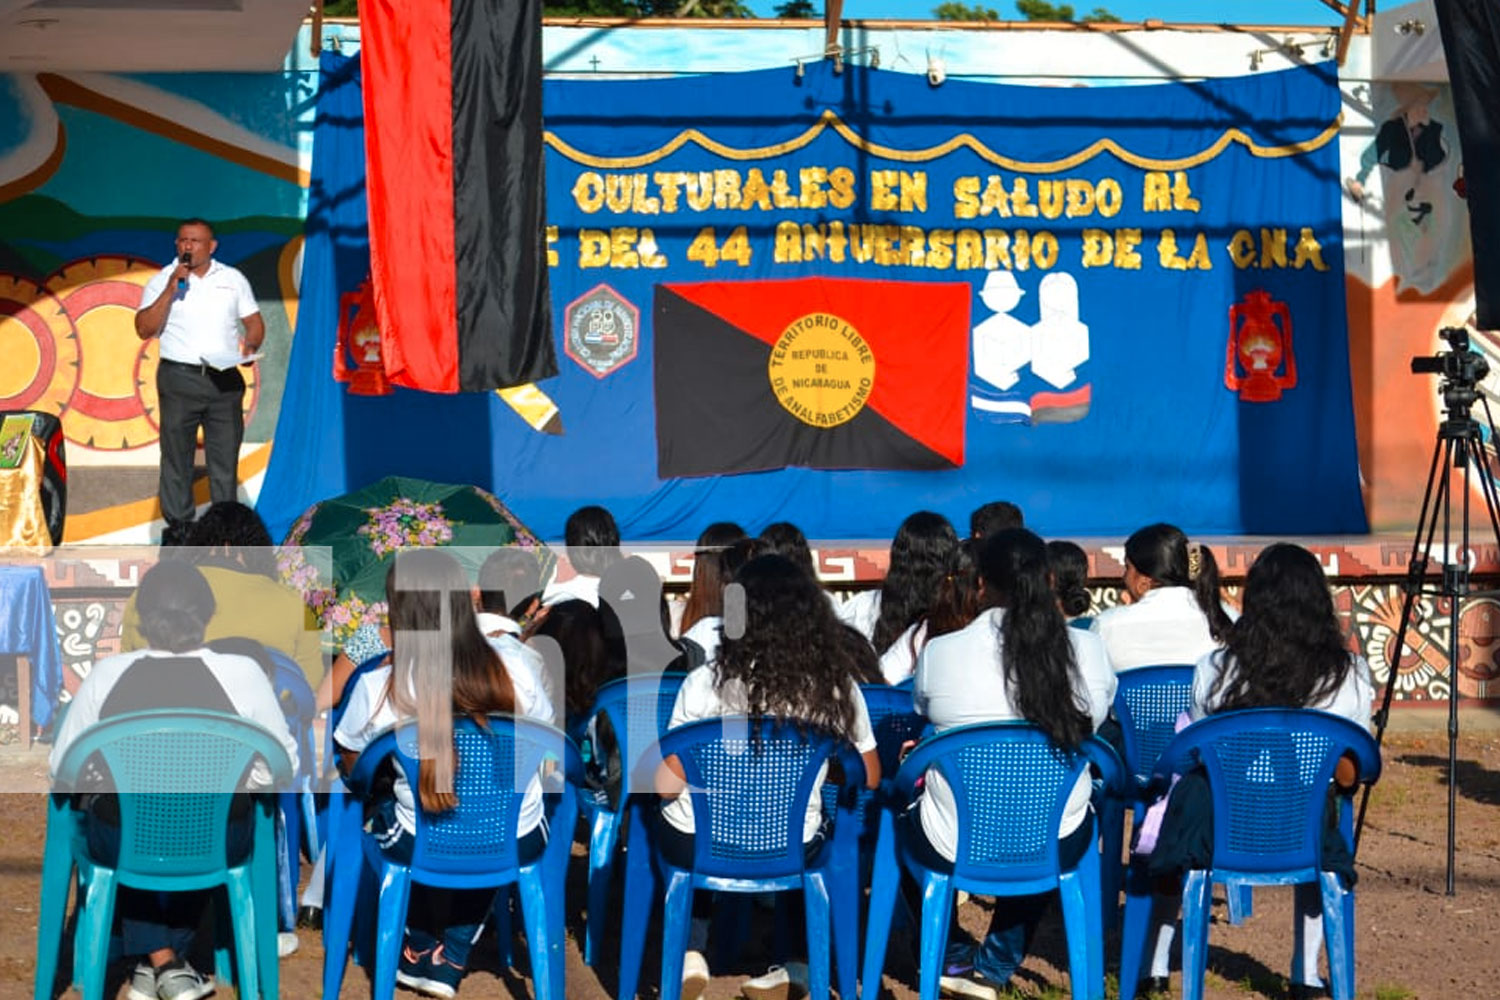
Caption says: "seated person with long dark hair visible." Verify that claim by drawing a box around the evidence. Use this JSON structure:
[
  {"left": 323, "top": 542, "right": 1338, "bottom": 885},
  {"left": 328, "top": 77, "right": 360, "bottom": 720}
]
[
  {"left": 335, "top": 549, "right": 554, "bottom": 999},
  {"left": 1138, "top": 543, "right": 1373, "bottom": 998},
  {"left": 912, "top": 529, "right": 1115, "bottom": 1000},
  {"left": 656, "top": 555, "right": 881, "bottom": 1000},
  {"left": 52, "top": 561, "right": 297, "bottom": 1000}
]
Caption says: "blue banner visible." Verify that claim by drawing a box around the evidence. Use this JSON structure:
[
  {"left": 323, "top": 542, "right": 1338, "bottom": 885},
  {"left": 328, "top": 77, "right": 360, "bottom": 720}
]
[{"left": 262, "top": 57, "right": 1366, "bottom": 542}]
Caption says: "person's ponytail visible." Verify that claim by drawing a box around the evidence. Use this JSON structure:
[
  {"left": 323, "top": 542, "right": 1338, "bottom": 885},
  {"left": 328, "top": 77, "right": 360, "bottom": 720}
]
[
  {"left": 985, "top": 530, "right": 1092, "bottom": 750},
  {"left": 1187, "top": 542, "right": 1233, "bottom": 642}
]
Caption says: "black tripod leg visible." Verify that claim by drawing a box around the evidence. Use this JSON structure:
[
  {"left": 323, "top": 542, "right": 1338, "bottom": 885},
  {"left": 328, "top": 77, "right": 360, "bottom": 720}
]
[{"left": 1355, "top": 433, "right": 1451, "bottom": 852}]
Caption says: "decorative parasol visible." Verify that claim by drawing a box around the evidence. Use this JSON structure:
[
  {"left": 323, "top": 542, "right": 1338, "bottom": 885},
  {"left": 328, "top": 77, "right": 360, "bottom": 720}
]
[{"left": 277, "top": 476, "right": 552, "bottom": 645}]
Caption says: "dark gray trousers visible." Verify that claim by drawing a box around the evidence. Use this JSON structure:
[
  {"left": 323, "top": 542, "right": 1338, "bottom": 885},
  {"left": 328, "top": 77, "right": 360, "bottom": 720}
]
[{"left": 156, "top": 360, "right": 245, "bottom": 527}]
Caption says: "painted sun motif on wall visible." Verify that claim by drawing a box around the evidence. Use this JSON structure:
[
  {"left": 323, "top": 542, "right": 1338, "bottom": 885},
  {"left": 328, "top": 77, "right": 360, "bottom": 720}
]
[{"left": 0, "top": 255, "right": 259, "bottom": 451}]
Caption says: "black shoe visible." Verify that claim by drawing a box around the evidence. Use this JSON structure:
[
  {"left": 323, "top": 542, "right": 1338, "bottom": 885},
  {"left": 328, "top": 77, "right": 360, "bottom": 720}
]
[
  {"left": 1139, "top": 977, "right": 1170, "bottom": 997},
  {"left": 161, "top": 521, "right": 192, "bottom": 547},
  {"left": 296, "top": 905, "right": 323, "bottom": 931}
]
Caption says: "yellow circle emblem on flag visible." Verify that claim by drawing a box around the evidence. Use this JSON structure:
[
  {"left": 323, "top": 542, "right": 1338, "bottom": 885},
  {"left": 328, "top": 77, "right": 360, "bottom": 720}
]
[{"left": 767, "top": 313, "right": 876, "bottom": 428}]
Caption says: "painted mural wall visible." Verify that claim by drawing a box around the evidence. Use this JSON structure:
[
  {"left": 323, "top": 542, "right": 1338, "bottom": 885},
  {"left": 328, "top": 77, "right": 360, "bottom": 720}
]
[{"left": 0, "top": 19, "right": 1478, "bottom": 542}]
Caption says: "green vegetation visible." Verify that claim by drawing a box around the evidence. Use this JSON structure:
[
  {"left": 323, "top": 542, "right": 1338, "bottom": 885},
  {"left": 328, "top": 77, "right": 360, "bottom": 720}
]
[
  {"left": 934, "top": 0, "right": 1120, "bottom": 21},
  {"left": 933, "top": 2, "right": 1000, "bottom": 18}
]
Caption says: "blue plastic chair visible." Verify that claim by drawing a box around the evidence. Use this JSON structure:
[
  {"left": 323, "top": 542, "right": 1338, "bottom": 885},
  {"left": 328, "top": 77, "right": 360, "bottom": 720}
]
[
  {"left": 264, "top": 647, "right": 320, "bottom": 930},
  {"left": 859, "top": 683, "right": 927, "bottom": 783},
  {"left": 569, "top": 670, "right": 687, "bottom": 966},
  {"left": 322, "top": 714, "right": 581, "bottom": 1000},
  {"left": 1100, "top": 665, "right": 1195, "bottom": 930},
  {"left": 1116, "top": 709, "right": 1381, "bottom": 1000},
  {"left": 317, "top": 646, "right": 392, "bottom": 975},
  {"left": 35, "top": 709, "right": 292, "bottom": 1000},
  {"left": 861, "top": 722, "right": 1107, "bottom": 1000},
  {"left": 616, "top": 716, "right": 866, "bottom": 1000}
]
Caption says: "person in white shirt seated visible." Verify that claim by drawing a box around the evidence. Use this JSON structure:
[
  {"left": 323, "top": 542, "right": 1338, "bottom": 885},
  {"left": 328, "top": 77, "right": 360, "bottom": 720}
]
[
  {"left": 854, "top": 512, "right": 960, "bottom": 678},
  {"left": 1137, "top": 543, "right": 1374, "bottom": 999},
  {"left": 656, "top": 554, "right": 882, "bottom": 1000},
  {"left": 878, "top": 538, "right": 981, "bottom": 685},
  {"left": 912, "top": 528, "right": 1116, "bottom": 1000},
  {"left": 475, "top": 546, "right": 545, "bottom": 635},
  {"left": 334, "top": 549, "right": 554, "bottom": 1000},
  {"left": 839, "top": 512, "right": 961, "bottom": 647},
  {"left": 677, "top": 521, "right": 748, "bottom": 665},
  {"left": 52, "top": 560, "right": 297, "bottom": 1000},
  {"left": 541, "top": 505, "right": 622, "bottom": 607},
  {"left": 1090, "top": 523, "right": 1232, "bottom": 673}
]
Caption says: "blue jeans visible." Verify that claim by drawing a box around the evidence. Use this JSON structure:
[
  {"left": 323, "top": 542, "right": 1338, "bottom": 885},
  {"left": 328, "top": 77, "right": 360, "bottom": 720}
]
[
  {"left": 652, "top": 801, "right": 830, "bottom": 956},
  {"left": 903, "top": 807, "right": 1095, "bottom": 987},
  {"left": 367, "top": 796, "right": 547, "bottom": 970},
  {"left": 84, "top": 802, "right": 253, "bottom": 959}
]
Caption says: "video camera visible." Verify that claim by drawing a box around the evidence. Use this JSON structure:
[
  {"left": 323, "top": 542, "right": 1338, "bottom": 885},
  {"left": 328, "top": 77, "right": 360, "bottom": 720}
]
[{"left": 1412, "top": 327, "right": 1490, "bottom": 387}]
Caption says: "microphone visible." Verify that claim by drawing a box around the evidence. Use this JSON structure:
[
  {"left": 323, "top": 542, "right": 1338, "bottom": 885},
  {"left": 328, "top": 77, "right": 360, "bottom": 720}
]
[{"left": 177, "top": 252, "right": 191, "bottom": 291}]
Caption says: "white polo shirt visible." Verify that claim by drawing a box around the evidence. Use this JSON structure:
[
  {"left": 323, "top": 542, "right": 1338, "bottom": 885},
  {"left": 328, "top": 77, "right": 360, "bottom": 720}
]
[
  {"left": 1089, "top": 586, "right": 1223, "bottom": 673},
  {"left": 140, "top": 258, "right": 259, "bottom": 365},
  {"left": 913, "top": 608, "right": 1116, "bottom": 860}
]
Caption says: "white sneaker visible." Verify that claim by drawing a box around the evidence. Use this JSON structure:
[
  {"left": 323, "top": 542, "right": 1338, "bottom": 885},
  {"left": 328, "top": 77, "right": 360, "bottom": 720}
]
[
  {"left": 277, "top": 931, "right": 299, "bottom": 957},
  {"left": 125, "top": 963, "right": 157, "bottom": 1000},
  {"left": 682, "top": 949, "right": 710, "bottom": 1000},
  {"left": 939, "top": 968, "right": 1000, "bottom": 1000},
  {"left": 742, "top": 961, "right": 810, "bottom": 1000},
  {"left": 153, "top": 961, "right": 216, "bottom": 1000}
]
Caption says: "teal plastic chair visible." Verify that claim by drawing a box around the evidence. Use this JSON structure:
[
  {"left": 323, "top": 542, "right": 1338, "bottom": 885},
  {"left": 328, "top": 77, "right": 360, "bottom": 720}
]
[{"left": 35, "top": 709, "right": 292, "bottom": 1000}]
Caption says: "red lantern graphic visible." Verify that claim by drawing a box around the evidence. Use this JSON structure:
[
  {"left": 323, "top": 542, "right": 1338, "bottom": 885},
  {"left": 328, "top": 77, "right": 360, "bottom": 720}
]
[
  {"left": 334, "top": 277, "right": 392, "bottom": 396},
  {"left": 1226, "top": 289, "right": 1296, "bottom": 403}
]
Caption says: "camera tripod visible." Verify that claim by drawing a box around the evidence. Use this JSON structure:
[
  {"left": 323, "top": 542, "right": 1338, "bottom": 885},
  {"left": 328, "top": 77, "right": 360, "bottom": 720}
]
[{"left": 1355, "top": 330, "right": 1500, "bottom": 895}]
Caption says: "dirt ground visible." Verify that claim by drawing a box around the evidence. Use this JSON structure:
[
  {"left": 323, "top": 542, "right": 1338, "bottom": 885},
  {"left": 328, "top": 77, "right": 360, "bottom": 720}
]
[{"left": 4, "top": 727, "right": 1498, "bottom": 1000}]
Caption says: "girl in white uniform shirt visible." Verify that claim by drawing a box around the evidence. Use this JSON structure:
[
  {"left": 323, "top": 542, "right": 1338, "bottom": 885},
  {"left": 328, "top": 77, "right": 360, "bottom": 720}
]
[
  {"left": 912, "top": 529, "right": 1117, "bottom": 1000},
  {"left": 334, "top": 549, "right": 554, "bottom": 1000},
  {"left": 1090, "top": 523, "right": 1233, "bottom": 672},
  {"left": 878, "top": 538, "right": 981, "bottom": 684},
  {"left": 657, "top": 554, "right": 882, "bottom": 1000},
  {"left": 677, "top": 521, "right": 749, "bottom": 664},
  {"left": 1137, "top": 543, "right": 1374, "bottom": 999},
  {"left": 838, "top": 512, "right": 960, "bottom": 651}
]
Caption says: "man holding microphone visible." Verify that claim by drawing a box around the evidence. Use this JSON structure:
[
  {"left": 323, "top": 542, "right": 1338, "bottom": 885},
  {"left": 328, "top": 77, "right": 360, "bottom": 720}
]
[{"left": 135, "top": 219, "right": 264, "bottom": 546}]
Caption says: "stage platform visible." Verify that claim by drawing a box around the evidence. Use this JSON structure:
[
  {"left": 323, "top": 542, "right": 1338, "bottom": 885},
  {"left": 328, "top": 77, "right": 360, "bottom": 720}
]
[{"left": 11, "top": 533, "right": 1500, "bottom": 711}]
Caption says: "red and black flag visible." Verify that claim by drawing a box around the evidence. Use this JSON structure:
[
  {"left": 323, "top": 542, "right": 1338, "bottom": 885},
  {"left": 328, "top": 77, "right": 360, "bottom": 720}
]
[
  {"left": 360, "top": 0, "right": 557, "bottom": 393},
  {"left": 654, "top": 277, "right": 970, "bottom": 478}
]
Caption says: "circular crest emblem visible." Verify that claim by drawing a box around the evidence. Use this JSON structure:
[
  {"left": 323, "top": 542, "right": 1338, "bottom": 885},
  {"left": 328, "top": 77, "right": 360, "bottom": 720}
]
[
  {"left": 565, "top": 283, "right": 639, "bottom": 378},
  {"left": 767, "top": 312, "right": 875, "bottom": 428}
]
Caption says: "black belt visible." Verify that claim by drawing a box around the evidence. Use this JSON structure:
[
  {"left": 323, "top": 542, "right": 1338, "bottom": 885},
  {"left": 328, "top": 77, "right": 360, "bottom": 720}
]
[{"left": 159, "top": 358, "right": 208, "bottom": 372}]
